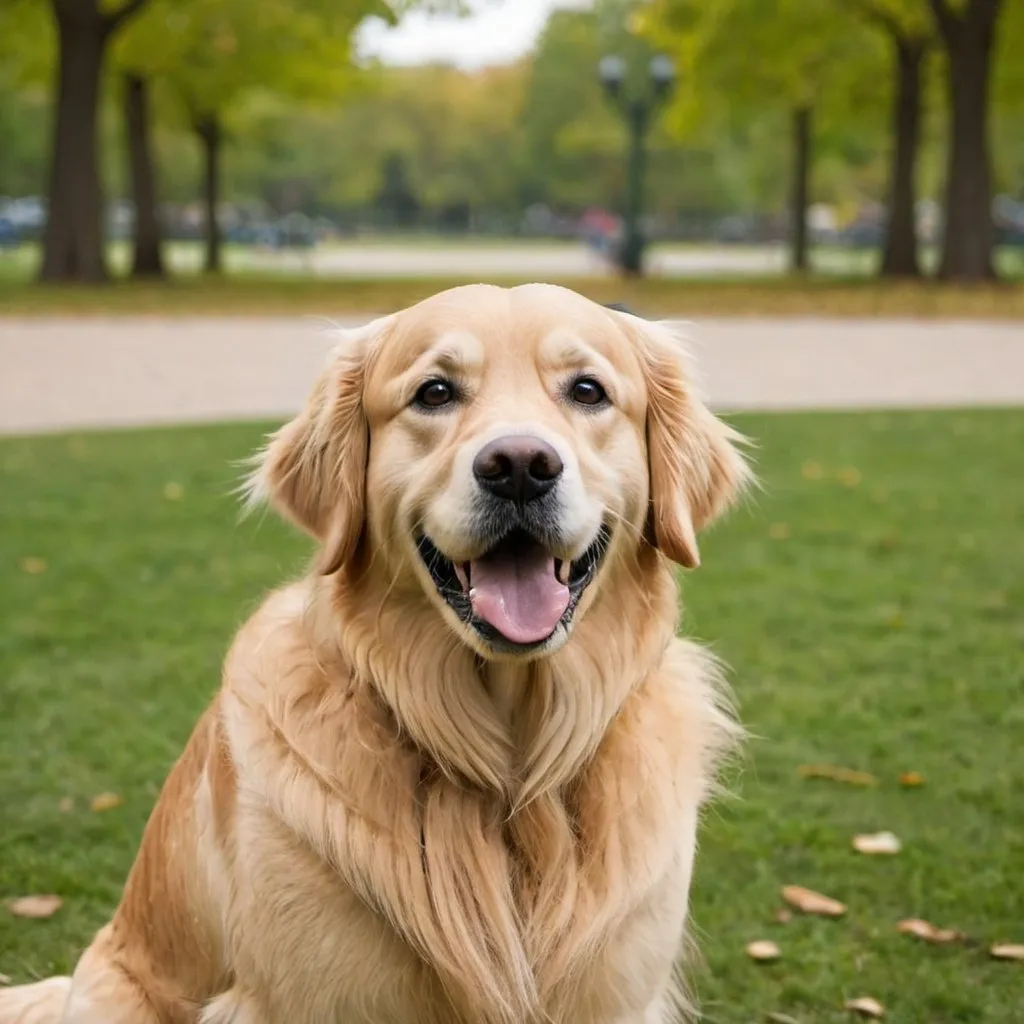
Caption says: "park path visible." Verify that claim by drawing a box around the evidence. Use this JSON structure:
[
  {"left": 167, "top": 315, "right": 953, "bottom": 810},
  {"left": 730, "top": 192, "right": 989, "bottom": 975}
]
[{"left": 1, "top": 316, "right": 1022, "bottom": 435}]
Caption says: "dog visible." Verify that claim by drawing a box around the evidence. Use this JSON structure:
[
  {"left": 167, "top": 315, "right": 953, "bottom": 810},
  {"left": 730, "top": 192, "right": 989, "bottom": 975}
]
[{"left": 0, "top": 283, "right": 750, "bottom": 1024}]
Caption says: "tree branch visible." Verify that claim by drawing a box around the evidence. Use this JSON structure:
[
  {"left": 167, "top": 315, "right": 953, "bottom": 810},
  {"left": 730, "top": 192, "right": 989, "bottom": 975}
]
[
  {"left": 104, "top": 0, "right": 150, "bottom": 34},
  {"left": 927, "top": 0, "right": 957, "bottom": 38}
]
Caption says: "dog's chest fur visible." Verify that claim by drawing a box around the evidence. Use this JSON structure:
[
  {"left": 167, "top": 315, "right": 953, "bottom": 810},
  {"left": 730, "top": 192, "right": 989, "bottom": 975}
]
[{"left": 215, "top": 585, "right": 723, "bottom": 1024}]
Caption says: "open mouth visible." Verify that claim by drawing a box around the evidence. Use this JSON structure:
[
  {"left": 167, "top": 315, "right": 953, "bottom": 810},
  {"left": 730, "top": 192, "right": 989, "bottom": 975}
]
[{"left": 416, "top": 526, "right": 610, "bottom": 651}]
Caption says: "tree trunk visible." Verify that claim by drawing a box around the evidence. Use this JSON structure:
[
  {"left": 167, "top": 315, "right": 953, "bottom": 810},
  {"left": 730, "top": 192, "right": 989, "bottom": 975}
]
[
  {"left": 195, "top": 115, "right": 223, "bottom": 275},
  {"left": 123, "top": 72, "right": 165, "bottom": 278},
  {"left": 930, "top": 0, "right": 1003, "bottom": 281},
  {"left": 789, "top": 105, "right": 812, "bottom": 274},
  {"left": 39, "top": 5, "right": 110, "bottom": 283},
  {"left": 880, "top": 37, "right": 925, "bottom": 278}
]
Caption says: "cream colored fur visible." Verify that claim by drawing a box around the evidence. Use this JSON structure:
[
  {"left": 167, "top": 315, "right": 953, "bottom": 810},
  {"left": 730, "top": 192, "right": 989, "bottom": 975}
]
[{"left": 0, "top": 284, "right": 749, "bottom": 1024}]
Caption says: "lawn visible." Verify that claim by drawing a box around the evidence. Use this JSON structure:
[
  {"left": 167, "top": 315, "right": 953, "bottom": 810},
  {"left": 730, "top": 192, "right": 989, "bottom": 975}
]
[{"left": 1, "top": 410, "right": 1022, "bottom": 1022}]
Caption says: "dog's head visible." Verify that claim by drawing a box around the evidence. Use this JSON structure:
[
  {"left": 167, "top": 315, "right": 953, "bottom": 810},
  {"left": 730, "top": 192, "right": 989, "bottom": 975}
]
[{"left": 252, "top": 284, "right": 749, "bottom": 658}]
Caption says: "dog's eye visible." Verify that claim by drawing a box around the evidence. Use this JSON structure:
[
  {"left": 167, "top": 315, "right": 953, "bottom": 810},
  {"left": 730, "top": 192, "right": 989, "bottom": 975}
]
[
  {"left": 414, "top": 379, "right": 456, "bottom": 409},
  {"left": 569, "top": 377, "right": 608, "bottom": 407}
]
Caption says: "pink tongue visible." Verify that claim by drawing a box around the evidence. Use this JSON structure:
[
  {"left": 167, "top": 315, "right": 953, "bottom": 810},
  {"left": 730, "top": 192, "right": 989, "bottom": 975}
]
[{"left": 470, "top": 549, "right": 569, "bottom": 645}]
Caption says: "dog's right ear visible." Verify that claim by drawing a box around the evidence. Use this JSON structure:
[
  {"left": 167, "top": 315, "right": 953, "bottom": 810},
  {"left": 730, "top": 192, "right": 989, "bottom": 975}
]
[{"left": 245, "top": 318, "right": 387, "bottom": 575}]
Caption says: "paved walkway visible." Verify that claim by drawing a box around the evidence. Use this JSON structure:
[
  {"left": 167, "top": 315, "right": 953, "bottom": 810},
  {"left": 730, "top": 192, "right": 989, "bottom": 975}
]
[{"left": 2, "top": 316, "right": 1022, "bottom": 435}]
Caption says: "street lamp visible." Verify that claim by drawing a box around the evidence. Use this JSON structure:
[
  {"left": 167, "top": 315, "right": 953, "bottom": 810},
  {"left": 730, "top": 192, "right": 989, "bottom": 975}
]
[{"left": 598, "top": 53, "right": 676, "bottom": 276}]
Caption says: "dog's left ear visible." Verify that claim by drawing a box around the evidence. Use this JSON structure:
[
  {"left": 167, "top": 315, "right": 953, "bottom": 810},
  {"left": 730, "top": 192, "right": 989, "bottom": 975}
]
[
  {"left": 246, "top": 319, "right": 386, "bottom": 575},
  {"left": 629, "top": 316, "right": 752, "bottom": 568}
]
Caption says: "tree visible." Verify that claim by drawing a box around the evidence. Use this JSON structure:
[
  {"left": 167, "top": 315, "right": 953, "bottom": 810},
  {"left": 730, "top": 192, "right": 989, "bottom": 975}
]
[
  {"left": 122, "top": 71, "right": 165, "bottom": 276},
  {"left": 644, "top": 0, "right": 880, "bottom": 272},
  {"left": 847, "top": 0, "right": 933, "bottom": 278},
  {"left": 927, "top": 0, "right": 1006, "bottom": 280},
  {"left": 38, "top": 0, "right": 150, "bottom": 282}
]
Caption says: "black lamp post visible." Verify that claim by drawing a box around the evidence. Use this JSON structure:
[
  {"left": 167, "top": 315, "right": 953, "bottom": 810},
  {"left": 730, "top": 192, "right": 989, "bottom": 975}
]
[{"left": 598, "top": 53, "right": 676, "bottom": 276}]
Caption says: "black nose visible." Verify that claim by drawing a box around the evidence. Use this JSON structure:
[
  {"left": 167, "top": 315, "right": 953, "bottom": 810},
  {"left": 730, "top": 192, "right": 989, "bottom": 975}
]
[{"left": 473, "top": 436, "right": 563, "bottom": 504}]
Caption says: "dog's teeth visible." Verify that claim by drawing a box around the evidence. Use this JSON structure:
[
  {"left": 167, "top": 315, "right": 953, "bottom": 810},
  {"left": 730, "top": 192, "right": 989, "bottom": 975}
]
[
  {"left": 557, "top": 559, "right": 571, "bottom": 585},
  {"left": 468, "top": 587, "right": 477, "bottom": 600},
  {"left": 454, "top": 563, "right": 470, "bottom": 592}
]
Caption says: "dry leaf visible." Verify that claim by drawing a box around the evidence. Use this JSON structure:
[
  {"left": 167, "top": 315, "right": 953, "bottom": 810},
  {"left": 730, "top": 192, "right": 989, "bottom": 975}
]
[
  {"left": 899, "top": 771, "right": 925, "bottom": 787},
  {"left": 746, "top": 940, "right": 781, "bottom": 962},
  {"left": 845, "top": 996, "right": 885, "bottom": 1018},
  {"left": 19, "top": 557, "right": 47, "bottom": 575},
  {"left": 897, "top": 919, "right": 961, "bottom": 944},
  {"left": 774, "top": 908, "right": 793, "bottom": 924},
  {"left": 801, "top": 460, "right": 823, "bottom": 480},
  {"left": 769, "top": 522, "right": 790, "bottom": 540},
  {"left": 58, "top": 796, "right": 74, "bottom": 813},
  {"left": 798, "top": 764, "right": 878, "bottom": 787},
  {"left": 838, "top": 467, "right": 862, "bottom": 488},
  {"left": 782, "top": 885, "right": 847, "bottom": 917},
  {"left": 163, "top": 482, "right": 184, "bottom": 501},
  {"left": 990, "top": 943, "right": 1024, "bottom": 961},
  {"left": 852, "top": 831, "right": 902, "bottom": 855},
  {"left": 7, "top": 895, "right": 63, "bottom": 919},
  {"left": 90, "top": 792, "right": 123, "bottom": 813}
]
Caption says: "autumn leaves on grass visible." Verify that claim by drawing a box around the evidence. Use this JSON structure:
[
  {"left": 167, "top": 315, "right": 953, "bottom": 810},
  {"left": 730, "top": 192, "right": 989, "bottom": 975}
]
[
  {"left": 744, "top": 767, "right": 1023, "bottom": 1019},
  {"left": 3, "top": 791, "right": 123, "bottom": 926}
]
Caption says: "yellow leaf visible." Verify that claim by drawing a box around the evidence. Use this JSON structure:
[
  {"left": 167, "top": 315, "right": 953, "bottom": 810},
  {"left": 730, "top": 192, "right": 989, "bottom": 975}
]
[
  {"left": 899, "top": 771, "right": 925, "bottom": 787},
  {"left": 838, "top": 467, "right": 862, "bottom": 488},
  {"left": 90, "top": 792, "right": 123, "bottom": 813},
  {"left": 746, "top": 939, "right": 781, "bottom": 962},
  {"left": 801, "top": 460, "right": 823, "bottom": 480},
  {"left": 769, "top": 522, "right": 790, "bottom": 540},
  {"left": 782, "top": 885, "right": 847, "bottom": 918},
  {"left": 845, "top": 996, "right": 885, "bottom": 1018},
  {"left": 898, "top": 919, "right": 962, "bottom": 944},
  {"left": 774, "top": 908, "right": 793, "bottom": 924},
  {"left": 852, "top": 831, "right": 902, "bottom": 855},
  {"left": 19, "top": 557, "right": 47, "bottom": 575},
  {"left": 991, "top": 943, "right": 1024, "bottom": 961},
  {"left": 163, "top": 482, "right": 185, "bottom": 501},
  {"left": 7, "top": 895, "right": 62, "bottom": 919},
  {"left": 798, "top": 764, "right": 878, "bottom": 787}
]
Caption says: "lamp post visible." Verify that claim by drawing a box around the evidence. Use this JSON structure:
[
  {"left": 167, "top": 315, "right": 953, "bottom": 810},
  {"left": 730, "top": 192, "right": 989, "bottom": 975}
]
[{"left": 598, "top": 53, "right": 676, "bottom": 276}]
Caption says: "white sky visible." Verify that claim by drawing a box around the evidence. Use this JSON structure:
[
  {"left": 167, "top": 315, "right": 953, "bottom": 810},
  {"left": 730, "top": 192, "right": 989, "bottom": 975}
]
[{"left": 357, "top": 0, "right": 592, "bottom": 70}]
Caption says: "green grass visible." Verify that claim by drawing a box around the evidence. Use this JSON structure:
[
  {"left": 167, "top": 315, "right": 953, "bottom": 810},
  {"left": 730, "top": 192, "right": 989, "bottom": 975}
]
[{"left": 1, "top": 411, "right": 1022, "bottom": 1021}]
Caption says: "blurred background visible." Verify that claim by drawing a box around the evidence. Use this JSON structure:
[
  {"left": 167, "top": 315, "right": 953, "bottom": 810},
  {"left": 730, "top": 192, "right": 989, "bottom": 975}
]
[{"left": 1, "top": 0, "right": 1023, "bottom": 287}]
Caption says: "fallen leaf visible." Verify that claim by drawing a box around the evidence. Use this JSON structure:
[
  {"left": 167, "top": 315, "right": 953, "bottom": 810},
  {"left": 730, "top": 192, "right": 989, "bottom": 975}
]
[
  {"left": 19, "top": 557, "right": 47, "bottom": 575},
  {"left": 58, "top": 796, "right": 74, "bottom": 813},
  {"left": 898, "top": 919, "right": 962, "bottom": 944},
  {"left": 7, "top": 895, "right": 62, "bottom": 919},
  {"left": 782, "top": 885, "right": 847, "bottom": 918},
  {"left": 774, "top": 908, "right": 793, "bottom": 924},
  {"left": 990, "top": 943, "right": 1024, "bottom": 961},
  {"left": 899, "top": 771, "right": 925, "bottom": 787},
  {"left": 769, "top": 522, "right": 790, "bottom": 540},
  {"left": 163, "top": 482, "right": 184, "bottom": 501},
  {"left": 838, "top": 467, "right": 862, "bottom": 488},
  {"left": 746, "top": 940, "right": 781, "bottom": 962},
  {"left": 90, "top": 792, "right": 123, "bottom": 813},
  {"left": 798, "top": 764, "right": 878, "bottom": 787},
  {"left": 852, "top": 831, "right": 902, "bottom": 855},
  {"left": 845, "top": 996, "right": 885, "bottom": 1018},
  {"left": 801, "top": 460, "right": 823, "bottom": 480},
  {"left": 0, "top": 972, "right": 11, "bottom": 985}
]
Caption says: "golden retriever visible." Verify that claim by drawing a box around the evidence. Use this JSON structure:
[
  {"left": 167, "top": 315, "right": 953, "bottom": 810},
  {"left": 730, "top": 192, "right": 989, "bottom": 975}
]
[{"left": 0, "top": 284, "right": 749, "bottom": 1024}]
